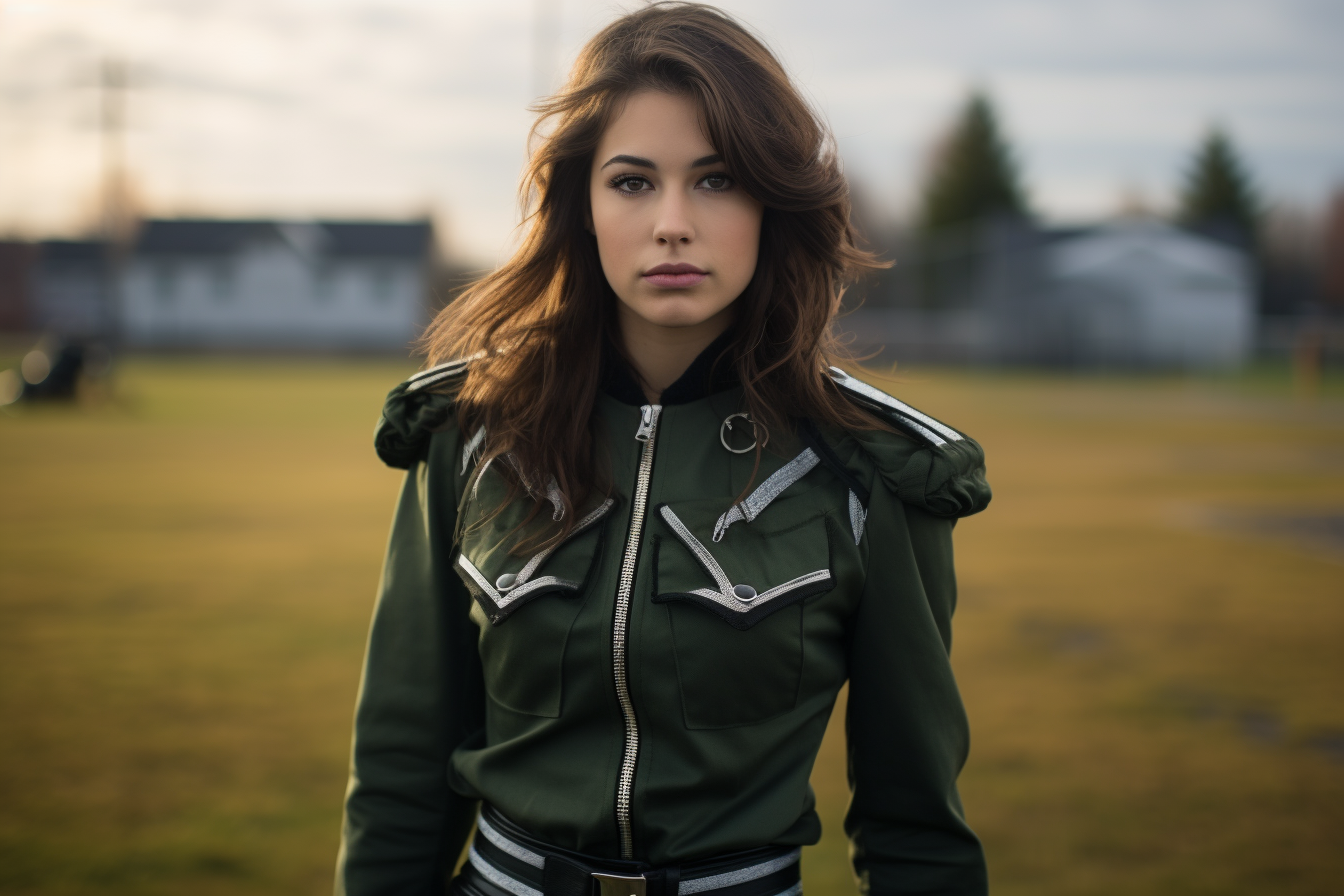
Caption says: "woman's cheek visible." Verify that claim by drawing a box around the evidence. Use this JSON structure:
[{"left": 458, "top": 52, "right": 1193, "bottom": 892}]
[
  {"left": 720, "top": 203, "right": 763, "bottom": 292},
  {"left": 595, "top": 204, "right": 640, "bottom": 281}
]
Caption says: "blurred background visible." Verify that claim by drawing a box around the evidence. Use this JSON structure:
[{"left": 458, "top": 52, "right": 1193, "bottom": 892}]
[{"left": 1, "top": 0, "right": 1341, "bottom": 894}]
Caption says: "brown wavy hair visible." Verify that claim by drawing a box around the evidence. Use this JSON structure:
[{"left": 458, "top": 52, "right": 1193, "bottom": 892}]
[{"left": 421, "top": 1, "right": 885, "bottom": 539}]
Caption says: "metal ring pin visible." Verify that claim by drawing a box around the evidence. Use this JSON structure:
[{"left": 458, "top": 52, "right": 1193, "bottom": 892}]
[{"left": 719, "top": 413, "right": 768, "bottom": 454}]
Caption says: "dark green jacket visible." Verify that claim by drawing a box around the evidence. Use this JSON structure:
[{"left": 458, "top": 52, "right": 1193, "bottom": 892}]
[{"left": 337, "top": 360, "right": 991, "bottom": 895}]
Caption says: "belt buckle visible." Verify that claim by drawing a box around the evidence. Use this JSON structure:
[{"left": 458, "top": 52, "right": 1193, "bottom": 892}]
[{"left": 591, "top": 871, "right": 647, "bottom": 896}]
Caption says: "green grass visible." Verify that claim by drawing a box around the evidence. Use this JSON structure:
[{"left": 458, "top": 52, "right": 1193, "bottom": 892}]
[{"left": 2, "top": 357, "right": 1342, "bottom": 895}]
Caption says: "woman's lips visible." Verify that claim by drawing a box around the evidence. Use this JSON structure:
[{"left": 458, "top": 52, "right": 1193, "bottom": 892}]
[{"left": 642, "top": 264, "right": 707, "bottom": 289}]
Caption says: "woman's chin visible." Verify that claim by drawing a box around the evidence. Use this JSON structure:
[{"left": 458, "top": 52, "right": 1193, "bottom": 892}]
[{"left": 624, "top": 297, "right": 736, "bottom": 332}]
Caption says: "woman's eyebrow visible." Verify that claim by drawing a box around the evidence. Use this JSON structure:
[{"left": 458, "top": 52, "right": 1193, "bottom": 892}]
[
  {"left": 600, "top": 154, "right": 656, "bottom": 170},
  {"left": 599, "top": 153, "right": 723, "bottom": 170}
]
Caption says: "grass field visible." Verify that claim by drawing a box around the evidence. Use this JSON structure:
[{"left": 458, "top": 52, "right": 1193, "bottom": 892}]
[{"left": 1, "top": 357, "right": 1341, "bottom": 895}]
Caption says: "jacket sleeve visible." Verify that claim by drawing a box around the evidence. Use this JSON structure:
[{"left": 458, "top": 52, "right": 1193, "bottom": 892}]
[
  {"left": 336, "top": 445, "right": 485, "bottom": 895},
  {"left": 844, "top": 480, "right": 988, "bottom": 896}
]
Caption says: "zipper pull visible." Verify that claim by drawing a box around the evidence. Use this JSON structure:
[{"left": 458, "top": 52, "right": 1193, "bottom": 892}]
[{"left": 635, "top": 404, "right": 662, "bottom": 442}]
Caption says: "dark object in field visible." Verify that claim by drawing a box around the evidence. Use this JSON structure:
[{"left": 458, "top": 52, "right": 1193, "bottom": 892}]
[{"left": 3, "top": 340, "right": 111, "bottom": 405}]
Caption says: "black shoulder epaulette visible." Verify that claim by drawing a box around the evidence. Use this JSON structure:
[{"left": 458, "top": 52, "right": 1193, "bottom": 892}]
[
  {"left": 828, "top": 366, "right": 965, "bottom": 448},
  {"left": 374, "top": 356, "right": 475, "bottom": 469}
]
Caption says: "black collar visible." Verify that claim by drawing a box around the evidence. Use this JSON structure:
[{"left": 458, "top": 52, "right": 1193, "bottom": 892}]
[{"left": 601, "top": 328, "right": 740, "bottom": 406}]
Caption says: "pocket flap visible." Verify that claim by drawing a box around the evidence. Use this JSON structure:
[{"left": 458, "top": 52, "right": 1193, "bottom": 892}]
[
  {"left": 653, "top": 500, "right": 833, "bottom": 630},
  {"left": 456, "top": 494, "right": 614, "bottom": 625}
]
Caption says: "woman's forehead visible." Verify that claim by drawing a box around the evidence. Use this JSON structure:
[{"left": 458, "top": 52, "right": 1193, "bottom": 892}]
[{"left": 595, "top": 90, "right": 716, "bottom": 169}]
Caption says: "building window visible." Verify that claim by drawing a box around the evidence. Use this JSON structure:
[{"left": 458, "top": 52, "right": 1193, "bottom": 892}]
[
  {"left": 155, "top": 264, "right": 177, "bottom": 304},
  {"left": 212, "top": 263, "right": 234, "bottom": 302},
  {"left": 315, "top": 264, "right": 336, "bottom": 303},
  {"left": 371, "top": 266, "right": 394, "bottom": 303}
]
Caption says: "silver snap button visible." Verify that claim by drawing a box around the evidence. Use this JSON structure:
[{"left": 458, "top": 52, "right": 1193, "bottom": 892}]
[
  {"left": 495, "top": 573, "right": 518, "bottom": 591},
  {"left": 732, "top": 584, "right": 757, "bottom": 602}
]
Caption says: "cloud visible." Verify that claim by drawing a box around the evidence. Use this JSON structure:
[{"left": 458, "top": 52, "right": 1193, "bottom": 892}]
[{"left": 0, "top": 0, "right": 1340, "bottom": 258}]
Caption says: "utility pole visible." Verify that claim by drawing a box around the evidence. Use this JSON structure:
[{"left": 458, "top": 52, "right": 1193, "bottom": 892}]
[
  {"left": 98, "top": 57, "right": 129, "bottom": 354},
  {"left": 101, "top": 58, "right": 128, "bottom": 244}
]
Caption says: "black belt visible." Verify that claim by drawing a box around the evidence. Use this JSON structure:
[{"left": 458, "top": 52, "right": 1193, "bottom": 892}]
[{"left": 459, "top": 805, "right": 802, "bottom": 896}]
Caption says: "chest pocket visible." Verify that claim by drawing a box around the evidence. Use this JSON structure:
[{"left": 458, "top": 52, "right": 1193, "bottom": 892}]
[
  {"left": 652, "top": 494, "right": 835, "bottom": 729},
  {"left": 455, "top": 475, "right": 614, "bottom": 718}
]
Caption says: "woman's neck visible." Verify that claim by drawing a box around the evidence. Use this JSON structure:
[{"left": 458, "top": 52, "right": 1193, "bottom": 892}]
[{"left": 617, "top": 304, "right": 736, "bottom": 405}]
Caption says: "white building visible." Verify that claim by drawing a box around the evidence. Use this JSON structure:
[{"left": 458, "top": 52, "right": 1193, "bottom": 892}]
[
  {"left": 121, "top": 218, "right": 434, "bottom": 351},
  {"left": 839, "top": 218, "right": 1257, "bottom": 369},
  {"left": 1039, "top": 220, "right": 1255, "bottom": 368}
]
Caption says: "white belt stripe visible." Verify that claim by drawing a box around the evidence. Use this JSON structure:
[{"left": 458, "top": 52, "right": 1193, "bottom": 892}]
[
  {"left": 475, "top": 818, "right": 801, "bottom": 896},
  {"left": 477, "top": 814, "right": 545, "bottom": 869},
  {"left": 468, "top": 844, "right": 543, "bottom": 896},
  {"left": 678, "top": 848, "right": 802, "bottom": 894}
]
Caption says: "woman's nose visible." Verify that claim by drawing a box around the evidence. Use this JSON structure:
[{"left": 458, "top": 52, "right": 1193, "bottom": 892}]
[{"left": 652, "top": 194, "right": 694, "bottom": 244}]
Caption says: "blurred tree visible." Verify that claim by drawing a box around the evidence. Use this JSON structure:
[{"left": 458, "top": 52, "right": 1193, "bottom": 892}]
[
  {"left": 910, "top": 91, "right": 1029, "bottom": 310},
  {"left": 1324, "top": 190, "right": 1344, "bottom": 312},
  {"left": 1258, "top": 205, "right": 1321, "bottom": 316},
  {"left": 1177, "top": 126, "right": 1261, "bottom": 245},
  {"left": 842, "top": 175, "right": 900, "bottom": 311},
  {"left": 917, "top": 91, "right": 1029, "bottom": 235}
]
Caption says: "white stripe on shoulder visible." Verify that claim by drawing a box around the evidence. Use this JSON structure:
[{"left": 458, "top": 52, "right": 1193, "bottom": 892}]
[
  {"left": 406, "top": 351, "right": 487, "bottom": 392},
  {"left": 408, "top": 357, "right": 469, "bottom": 382},
  {"left": 828, "top": 367, "right": 963, "bottom": 446},
  {"left": 406, "top": 359, "right": 470, "bottom": 392}
]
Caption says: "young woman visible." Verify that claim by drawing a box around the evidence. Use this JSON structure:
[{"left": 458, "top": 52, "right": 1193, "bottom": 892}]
[{"left": 336, "top": 4, "right": 991, "bottom": 895}]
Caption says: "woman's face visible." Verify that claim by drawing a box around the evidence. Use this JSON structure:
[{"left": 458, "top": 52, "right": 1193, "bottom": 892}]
[{"left": 589, "top": 90, "right": 764, "bottom": 335}]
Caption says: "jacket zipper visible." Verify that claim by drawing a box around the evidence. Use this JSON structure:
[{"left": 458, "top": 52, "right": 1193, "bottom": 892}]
[{"left": 613, "top": 403, "right": 661, "bottom": 859}]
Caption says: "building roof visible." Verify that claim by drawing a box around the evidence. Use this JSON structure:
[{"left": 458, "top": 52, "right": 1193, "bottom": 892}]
[
  {"left": 1048, "top": 219, "right": 1248, "bottom": 282},
  {"left": 322, "top": 222, "right": 433, "bottom": 257},
  {"left": 38, "top": 240, "right": 108, "bottom": 265},
  {"left": 135, "top": 219, "right": 434, "bottom": 259},
  {"left": 137, "top": 220, "right": 268, "bottom": 255}
]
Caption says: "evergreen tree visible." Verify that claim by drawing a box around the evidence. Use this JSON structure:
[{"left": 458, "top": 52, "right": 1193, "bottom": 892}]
[
  {"left": 1177, "top": 126, "right": 1261, "bottom": 243},
  {"left": 917, "top": 91, "right": 1029, "bottom": 234}
]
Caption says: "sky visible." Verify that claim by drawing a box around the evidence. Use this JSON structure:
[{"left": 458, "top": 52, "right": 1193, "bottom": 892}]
[{"left": 1, "top": 0, "right": 1341, "bottom": 264}]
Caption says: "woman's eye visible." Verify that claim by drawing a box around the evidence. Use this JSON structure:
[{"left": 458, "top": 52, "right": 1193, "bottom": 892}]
[
  {"left": 612, "top": 175, "right": 651, "bottom": 194},
  {"left": 700, "top": 173, "right": 733, "bottom": 191}
]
